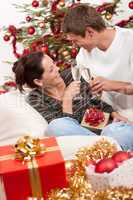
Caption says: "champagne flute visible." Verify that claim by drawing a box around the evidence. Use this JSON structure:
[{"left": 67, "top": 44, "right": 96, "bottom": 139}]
[
  {"left": 71, "top": 61, "right": 82, "bottom": 100},
  {"left": 81, "top": 67, "right": 103, "bottom": 108}
]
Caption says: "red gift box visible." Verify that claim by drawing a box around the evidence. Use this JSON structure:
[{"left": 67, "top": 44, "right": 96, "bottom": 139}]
[{"left": 0, "top": 137, "right": 67, "bottom": 200}]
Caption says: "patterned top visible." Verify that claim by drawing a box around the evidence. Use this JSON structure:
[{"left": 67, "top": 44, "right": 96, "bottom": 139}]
[{"left": 27, "top": 68, "right": 113, "bottom": 123}]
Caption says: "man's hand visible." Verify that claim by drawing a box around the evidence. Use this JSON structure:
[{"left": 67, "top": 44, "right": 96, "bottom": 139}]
[
  {"left": 90, "top": 77, "right": 133, "bottom": 95},
  {"left": 90, "top": 77, "right": 113, "bottom": 95},
  {"left": 111, "top": 112, "right": 133, "bottom": 124}
]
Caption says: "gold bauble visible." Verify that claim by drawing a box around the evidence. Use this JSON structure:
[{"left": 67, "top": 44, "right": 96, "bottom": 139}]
[{"left": 105, "top": 13, "right": 112, "bottom": 20}]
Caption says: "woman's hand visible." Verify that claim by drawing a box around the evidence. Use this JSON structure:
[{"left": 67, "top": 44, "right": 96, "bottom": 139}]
[
  {"left": 63, "top": 81, "right": 80, "bottom": 100},
  {"left": 62, "top": 81, "right": 80, "bottom": 114}
]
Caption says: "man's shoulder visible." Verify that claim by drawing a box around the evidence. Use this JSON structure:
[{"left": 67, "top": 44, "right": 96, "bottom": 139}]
[{"left": 116, "top": 26, "right": 133, "bottom": 38}]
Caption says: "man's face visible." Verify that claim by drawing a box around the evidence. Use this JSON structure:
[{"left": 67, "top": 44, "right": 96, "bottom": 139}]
[{"left": 67, "top": 29, "right": 98, "bottom": 52}]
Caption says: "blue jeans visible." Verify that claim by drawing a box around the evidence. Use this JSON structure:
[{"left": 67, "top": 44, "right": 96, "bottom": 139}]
[
  {"left": 102, "top": 122, "right": 133, "bottom": 150},
  {"left": 46, "top": 117, "right": 95, "bottom": 136}
]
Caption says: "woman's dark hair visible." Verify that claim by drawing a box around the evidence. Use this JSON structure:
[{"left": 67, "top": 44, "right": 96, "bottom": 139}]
[{"left": 12, "top": 51, "right": 44, "bottom": 92}]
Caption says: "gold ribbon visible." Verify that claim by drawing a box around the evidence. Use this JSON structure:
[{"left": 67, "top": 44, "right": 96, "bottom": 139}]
[
  {"left": 28, "top": 158, "right": 43, "bottom": 198},
  {"left": 0, "top": 146, "right": 59, "bottom": 161},
  {"left": 0, "top": 136, "right": 60, "bottom": 198}
]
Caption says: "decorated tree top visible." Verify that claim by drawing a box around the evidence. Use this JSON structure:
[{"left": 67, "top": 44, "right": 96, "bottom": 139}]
[{"left": 2, "top": 0, "right": 133, "bottom": 70}]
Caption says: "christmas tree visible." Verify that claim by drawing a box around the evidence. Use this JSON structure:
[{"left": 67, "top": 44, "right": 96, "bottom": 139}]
[{"left": 2, "top": 0, "right": 133, "bottom": 70}]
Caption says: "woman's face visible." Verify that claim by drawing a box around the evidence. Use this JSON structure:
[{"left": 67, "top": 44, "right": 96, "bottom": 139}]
[{"left": 36, "top": 54, "right": 63, "bottom": 88}]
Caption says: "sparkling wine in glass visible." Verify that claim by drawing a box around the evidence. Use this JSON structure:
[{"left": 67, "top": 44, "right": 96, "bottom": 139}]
[
  {"left": 81, "top": 67, "right": 92, "bottom": 83},
  {"left": 71, "top": 66, "right": 81, "bottom": 81},
  {"left": 81, "top": 67, "right": 103, "bottom": 108},
  {"left": 71, "top": 61, "right": 82, "bottom": 100}
]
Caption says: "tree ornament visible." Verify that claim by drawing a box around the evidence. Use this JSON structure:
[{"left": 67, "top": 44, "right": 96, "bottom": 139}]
[
  {"left": 51, "top": 1, "right": 58, "bottom": 13},
  {"left": 57, "top": 0, "right": 65, "bottom": 9},
  {"left": 38, "top": 21, "right": 45, "bottom": 28},
  {"left": 32, "top": 0, "right": 39, "bottom": 8},
  {"left": 116, "top": 20, "right": 128, "bottom": 27},
  {"left": 95, "top": 158, "right": 117, "bottom": 173},
  {"left": 96, "top": 6, "right": 105, "bottom": 13},
  {"left": 71, "top": 48, "right": 78, "bottom": 58},
  {"left": 26, "top": 16, "right": 32, "bottom": 22},
  {"left": 105, "top": 12, "right": 112, "bottom": 20},
  {"left": 43, "top": 0, "right": 48, "bottom": 6},
  {"left": 62, "top": 50, "right": 69, "bottom": 57},
  {"left": 112, "top": 151, "right": 131, "bottom": 163},
  {"left": 40, "top": 44, "right": 49, "bottom": 53},
  {"left": 129, "top": 1, "right": 133, "bottom": 9},
  {"left": 8, "top": 25, "right": 16, "bottom": 35},
  {"left": 22, "top": 48, "right": 30, "bottom": 56},
  {"left": 3, "top": 35, "right": 10, "bottom": 42},
  {"left": 27, "top": 26, "right": 35, "bottom": 35}
]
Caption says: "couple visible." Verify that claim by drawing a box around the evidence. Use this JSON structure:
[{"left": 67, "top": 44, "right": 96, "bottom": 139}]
[{"left": 12, "top": 4, "right": 133, "bottom": 150}]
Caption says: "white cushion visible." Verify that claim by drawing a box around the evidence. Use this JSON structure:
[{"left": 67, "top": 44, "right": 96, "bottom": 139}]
[{"left": 0, "top": 90, "right": 48, "bottom": 146}]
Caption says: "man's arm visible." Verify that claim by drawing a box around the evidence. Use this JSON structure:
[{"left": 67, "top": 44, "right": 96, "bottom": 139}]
[{"left": 90, "top": 77, "right": 133, "bottom": 95}]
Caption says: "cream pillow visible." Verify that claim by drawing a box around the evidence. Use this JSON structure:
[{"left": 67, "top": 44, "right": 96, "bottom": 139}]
[{"left": 0, "top": 90, "right": 48, "bottom": 146}]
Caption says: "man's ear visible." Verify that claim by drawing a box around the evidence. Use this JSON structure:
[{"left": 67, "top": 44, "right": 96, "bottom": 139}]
[
  {"left": 86, "top": 27, "right": 95, "bottom": 38},
  {"left": 33, "top": 79, "right": 43, "bottom": 87}
]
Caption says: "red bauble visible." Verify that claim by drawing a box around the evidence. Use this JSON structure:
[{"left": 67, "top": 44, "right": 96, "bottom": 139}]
[
  {"left": 4, "top": 81, "right": 16, "bottom": 87},
  {"left": 32, "top": 0, "right": 39, "bottom": 7},
  {"left": 3, "top": 35, "right": 10, "bottom": 41},
  {"left": 128, "top": 151, "right": 133, "bottom": 157},
  {"left": 41, "top": 44, "right": 49, "bottom": 53},
  {"left": 71, "top": 48, "right": 78, "bottom": 58},
  {"left": 26, "top": 16, "right": 32, "bottom": 22},
  {"left": 129, "top": 1, "right": 133, "bottom": 9},
  {"left": 95, "top": 158, "right": 117, "bottom": 173},
  {"left": 28, "top": 26, "right": 35, "bottom": 35},
  {"left": 22, "top": 48, "right": 30, "bottom": 56},
  {"left": 96, "top": 6, "right": 105, "bottom": 13},
  {"left": 0, "top": 90, "right": 7, "bottom": 95},
  {"left": 112, "top": 151, "right": 131, "bottom": 163},
  {"left": 8, "top": 25, "right": 16, "bottom": 35}
]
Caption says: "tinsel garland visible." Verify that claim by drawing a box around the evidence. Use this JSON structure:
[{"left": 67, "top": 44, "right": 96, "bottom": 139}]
[
  {"left": 75, "top": 138, "right": 118, "bottom": 166},
  {"left": 94, "top": 187, "right": 133, "bottom": 200},
  {"left": 47, "top": 138, "right": 124, "bottom": 200}
]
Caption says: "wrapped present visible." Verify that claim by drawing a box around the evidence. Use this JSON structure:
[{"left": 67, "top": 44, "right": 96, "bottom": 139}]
[
  {"left": 86, "top": 154, "right": 133, "bottom": 191},
  {"left": 81, "top": 107, "right": 110, "bottom": 134},
  {"left": 0, "top": 136, "right": 67, "bottom": 200}
]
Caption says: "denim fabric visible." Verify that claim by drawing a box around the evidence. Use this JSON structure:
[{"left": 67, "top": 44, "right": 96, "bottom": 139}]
[
  {"left": 46, "top": 117, "right": 95, "bottom": 136},
  {"left": 102, "top": 121, "right": 133, "bottom": 150}
]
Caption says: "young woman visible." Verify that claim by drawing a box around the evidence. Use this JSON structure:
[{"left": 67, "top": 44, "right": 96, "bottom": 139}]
[{"left": 12, "top": 51, "right": 133, "bottom": 150}]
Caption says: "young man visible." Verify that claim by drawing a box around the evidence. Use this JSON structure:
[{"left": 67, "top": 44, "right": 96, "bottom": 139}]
[
  {"left": 62, "top": 4, "right": 133, "bottom": 150},
  {"left": 62, "top": 3, "right": 133, "bottom": 111}
]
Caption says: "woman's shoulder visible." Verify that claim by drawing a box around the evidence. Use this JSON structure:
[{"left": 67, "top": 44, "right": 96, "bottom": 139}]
[{"left": 27, "top": 88, "right": 43, "bottom": 102}]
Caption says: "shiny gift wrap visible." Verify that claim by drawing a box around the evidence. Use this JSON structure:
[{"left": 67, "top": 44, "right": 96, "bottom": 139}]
[{"left": 0, "top": 137, "right": 67, "bottom": 200}]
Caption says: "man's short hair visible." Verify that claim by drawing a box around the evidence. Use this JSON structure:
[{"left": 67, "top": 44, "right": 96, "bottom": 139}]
[{"left": 62, "top": 4, "right": 106, "bottom": 37}]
